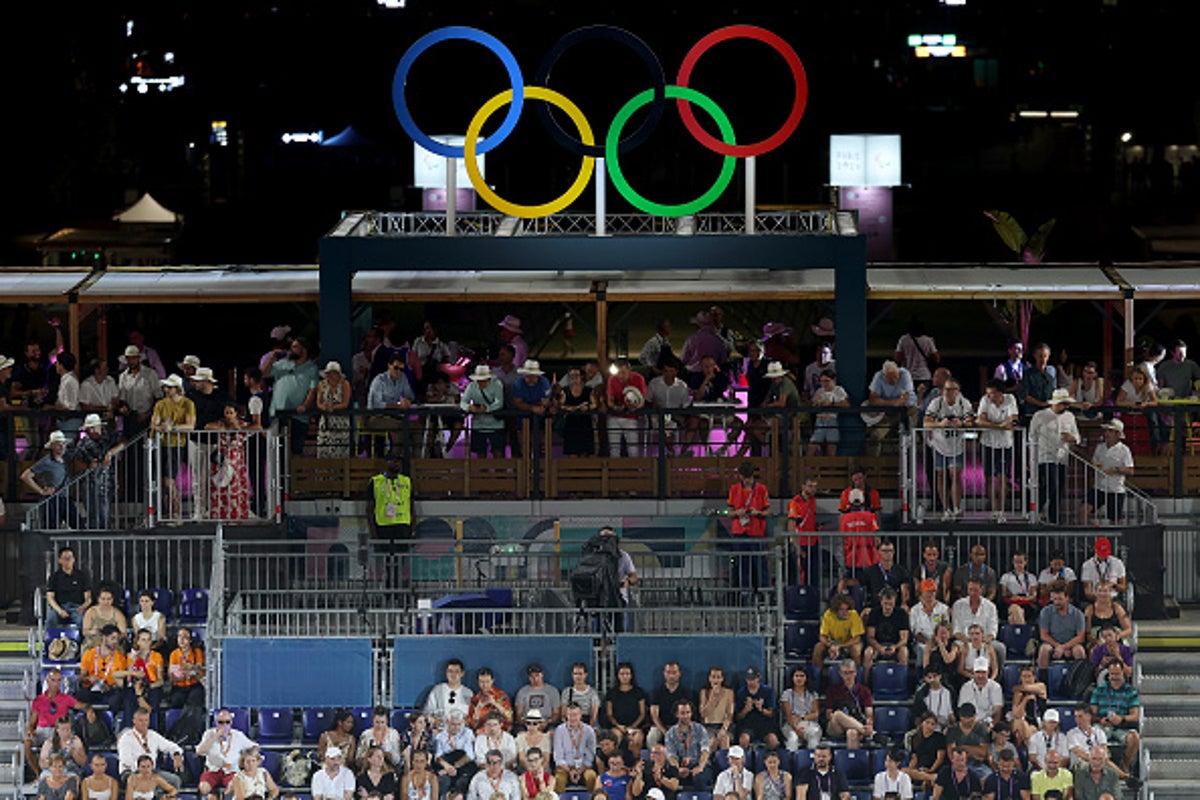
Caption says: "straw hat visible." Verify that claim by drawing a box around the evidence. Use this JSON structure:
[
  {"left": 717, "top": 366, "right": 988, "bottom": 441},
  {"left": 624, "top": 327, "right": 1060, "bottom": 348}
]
[{"left": 468, "top": 364, "right": 494, "bottom": 382}]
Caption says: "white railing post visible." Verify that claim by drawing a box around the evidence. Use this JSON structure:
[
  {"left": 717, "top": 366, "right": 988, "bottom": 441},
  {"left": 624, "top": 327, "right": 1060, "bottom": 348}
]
[{"left": 146, "top": 434, "right": 159, "bottom": 528}]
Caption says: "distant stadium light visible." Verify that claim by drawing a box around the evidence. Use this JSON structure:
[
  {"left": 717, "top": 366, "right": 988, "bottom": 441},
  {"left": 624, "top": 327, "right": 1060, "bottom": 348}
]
[
  {"left": 129, "top": 74, "right": 186, "bottom": 93},
  {"left": 1018, "top": 110, "right": 1048, "bottom": 119},
  {"left": 377, "top": 0, "right": 405, "bottom": 6},
  {"left": 1049, "top": 110, "right": 1080, "bottom": 119},
  {"left": 940, "top": 0, "right": 966, "bottom": 5},
  {"left": 1121, "top": 131, "right": 1134, "bottom": 143},
  {"left": 281, "top": 131, "right": 325, "bottom": 144},
  {"left": 915, "top": 45, "right": 965, "bottom": 58}
]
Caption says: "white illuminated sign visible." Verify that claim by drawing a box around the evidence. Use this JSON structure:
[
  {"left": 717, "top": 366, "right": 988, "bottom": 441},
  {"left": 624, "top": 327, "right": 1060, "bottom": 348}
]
[
  {"left": 281, "top": 131, "right": 325, "bottom": 144},
  {"left": 413, "top": 136, "right": 485, "bottom": 189},
  {"left": 829, "top": 134, "right": 902, "bottom": 187}
]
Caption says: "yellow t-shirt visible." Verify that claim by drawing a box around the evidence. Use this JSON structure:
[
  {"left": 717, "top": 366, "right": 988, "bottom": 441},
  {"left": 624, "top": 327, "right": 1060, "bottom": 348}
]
[
  {"left": 153, "top": 396, "right": 196, "bottom": 447},
  {"left": 820, "top": 608, "right": 865, "bottom": 644},
  {"left": 1030, "top": 767, "right": 1073, "bottom": 797}
]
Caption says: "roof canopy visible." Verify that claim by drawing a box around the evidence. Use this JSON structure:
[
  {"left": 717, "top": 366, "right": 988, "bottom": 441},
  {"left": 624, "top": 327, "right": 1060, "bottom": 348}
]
[{"left": 113, "top": 193, "right": 181, "bottom": 224}]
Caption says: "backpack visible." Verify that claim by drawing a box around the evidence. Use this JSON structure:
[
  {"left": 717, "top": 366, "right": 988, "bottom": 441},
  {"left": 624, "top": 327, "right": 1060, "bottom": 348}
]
[
  {"left": 570, "top": 533, "right": 621, "bottom": 608},
  {"left": 166, "top": 703, "right": 207, "bottom": 747},
  {"left": 74, "top": 711, "right": 114, "bottom": 750},
  {"left": 1063, "top": 659, "right": 1096, "bottom": 701}
]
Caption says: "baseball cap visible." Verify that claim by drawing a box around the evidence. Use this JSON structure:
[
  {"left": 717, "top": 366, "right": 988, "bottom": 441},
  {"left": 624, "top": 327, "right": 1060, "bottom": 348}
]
[
  {"left": 745, "top": 666, "right": 761, "bottom": 679},
  {"left": 1095, "top": 537, "right": 1113, "bottom": 558},
  {"left": 527, "top": 663, "right": 544, "bottom": 674},
  {"left": 325, "top": 746, "right": 343, "bottom": 759},
  {"left": 728, "top": 746, "right": 745, "bottom": 759},
  {"left": 920, "top": 578, "right": 938, "bottom": 593},
  {"left": 1043, "top": 709, "right": 1060, "bottom": 723},
  {"left": 973, "top": 657, "right": 990, "bottom": 672},
  {"left": 648, "top": 792, "right": 665, "bottom": 800},
  {"left": 848, "top": 488, "right": 865, "bottom": 506}
]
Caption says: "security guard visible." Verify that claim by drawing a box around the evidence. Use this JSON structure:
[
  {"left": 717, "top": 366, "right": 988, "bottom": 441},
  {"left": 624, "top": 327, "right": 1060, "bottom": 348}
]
[{"left": 367, "top": 451, "right": 412, "bottom": 587}]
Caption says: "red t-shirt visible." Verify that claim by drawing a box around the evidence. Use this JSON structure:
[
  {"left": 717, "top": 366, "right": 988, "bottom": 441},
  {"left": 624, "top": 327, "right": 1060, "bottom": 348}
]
[
  {"left": 31, "top": 691, "right": 77, "bottom": 729},
  {"left": 727, "top": 480, "right": 770, "bottom": 537},
  {"left": 787, "top": 493, "right": 819, "bottom": 547},
  {"left": 839, "top": 485, "right": 882, "bottom": 513},
  {"left": 839, "top": 510, "right": 880, "bottom": 567},
  {"left": 607, "top": 373, "right": 648, "bottom": 419}
]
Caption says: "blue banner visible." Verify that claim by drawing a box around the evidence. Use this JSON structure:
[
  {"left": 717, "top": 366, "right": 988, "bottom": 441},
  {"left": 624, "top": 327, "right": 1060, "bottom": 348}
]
[{"left": 222, "top": 637, "right": 374, "bottom": 707}]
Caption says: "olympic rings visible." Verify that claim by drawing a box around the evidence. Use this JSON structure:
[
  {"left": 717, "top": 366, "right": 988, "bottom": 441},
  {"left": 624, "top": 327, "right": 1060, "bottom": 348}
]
[
  {"left": 392, "top": 24, "right": 808, "bottom": 216},
  {"left": 532, "top": 25, "right": 666, "bottom": 158},
  {"left": 607, "top": 86, "right": 737, "bottom": 218},
  {"left": 392, "top": 27, "right": 525, "bottom": 158},
  {"left": 676, "top": 25, "right": 808, "bottom": 158},
  {"left": 465, "top": 87, "right": 596, "bottom": 218}
]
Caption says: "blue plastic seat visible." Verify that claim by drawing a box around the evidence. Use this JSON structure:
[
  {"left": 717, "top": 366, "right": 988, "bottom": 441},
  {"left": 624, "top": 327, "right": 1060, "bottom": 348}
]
[
  {"left": 1053, "top": 705, "right": 1077, "bottom": 732},
  {"left": 390, "top": 708, "right": 411, "bottom": 736},
  {"left": 179, "top": 588, "right": 210, "bottom": 624},
  {"left": 1000, "top": 624, "right": 1035, "bottom": 660},
  {"left": 350, "top": 707, "right": 373, "bottom": 735},
  {"left": 874, "top": 706, "right": 910, "bottom": 738},
  {"left": 678, "top": 793, "right": 713, "bottom": 800},
  {"left": 261, "top": 750, "right": 283, "bottom": 780},
  {"left": 142, "top": 588, "right": 174, "bottom": 620},
  {"left": 785, "top": 585, "right": 820, "bottom": 620},
  {"left": 712, "top": 748, "right": 730, "bottom": 772},
  {"left": 793, "top": 749, "right": 813, "bottom": 773},
  {"left": 302, "top": 707, "right": 334, "bottom": 743},
  {"left": 101, "top": 752, "right": 120, "bottom": 779},
  {"left": 833, "top": 748, "right": 872, "bottom": 783},
  {"left": 162, "top": 708, "right": 182, "bottom": 734},
  {"left": 871, "top": 663, "right": 908, "bottom": 700},
  {"left": 227, "top": 707, "right": 251, "bottom": 736},
  {"left": 257, "top": 707, "right": 295, "bottom": 743},
  {"left": 785, "top": 623, "right": 818, "bottom": 659},
  {"left": 559, "top": 793, "right": 590, "bottom": 800},
  {"left": 1047, "top": 663, "right": 1074, "bottom": 701},
  {"left": 847, "top": 585, "right": 866, "bottom": 612},
  {"left": 1002, "top": 663, "right": 1024, "bottom": 698}
]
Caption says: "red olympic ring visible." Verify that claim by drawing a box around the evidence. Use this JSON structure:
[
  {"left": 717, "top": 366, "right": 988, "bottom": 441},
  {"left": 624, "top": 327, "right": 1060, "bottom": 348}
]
[{"left": 675, "top": 25, "right": 809, "bottom": 158}]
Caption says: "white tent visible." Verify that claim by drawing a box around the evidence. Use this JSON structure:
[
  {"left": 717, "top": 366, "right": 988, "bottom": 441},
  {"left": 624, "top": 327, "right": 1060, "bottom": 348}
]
[{"left": 113, "top": 193, "right": 181, "bottom": 224}]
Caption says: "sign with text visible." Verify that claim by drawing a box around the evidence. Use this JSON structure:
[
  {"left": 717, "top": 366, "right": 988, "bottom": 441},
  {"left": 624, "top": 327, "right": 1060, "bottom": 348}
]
[{"left": 829, "top": 133, "right": 902, "bottom": 187}]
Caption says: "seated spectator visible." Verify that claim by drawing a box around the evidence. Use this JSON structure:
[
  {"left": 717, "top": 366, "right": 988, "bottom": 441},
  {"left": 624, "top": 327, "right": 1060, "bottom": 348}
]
[
  {"left": 1037, "top": 551, "right": 1077, "bottom": 606},
  {"left": 117, "top": 708, "right": 183, "bottom": 788},
  {"left": 467, "top": 668, "right": 513, "bottom": 733},
  {"left": 733, "top": 667, "right": 779, "bottom": 750},
  {"left": 434, "top": 711, "right": 476, "bottom": 796},
  {"left": 1089, "top": 661, "right": 1141, "bottom": 784},
  {"left": 1091, "top": 626, "right": 1134, "bottom": 679},
  {"left": 663, "top": 700, "right": 711, "bottom": 790},
  {"left": 752, "top": 749, "right": 792, "bottom": 800},
  {"left": 518, "top": 747, "right": 553, "bottom": 800},
  {"left": 697, "top": 666, "right": 734, "bottom": 751},
  {"left": 1084, "top": 580, "right": 1133, "bottom": 652},
  {"left": 779, "top": 668, "right": 821, "bottom": 752},
  {"left": 944, "top": 708, "right": 990, "bottom": 785},
  {"left": 794, "top": 744, "right": 849, "bottom": 800},
  {"left": 27, "top": 669, "right": 89, "bottom": 769},
  {"left": 553, "top": 703, "right": 598, "bottom": 792},
  {"left": 863, "top": 587, "right": 910, "bottom": 675},
  {"left": 233, "top": 746, "right": 281, "bottom": 800},
  {"left": 823, "top": 659, "right": 876, "bottom": 750},
  {"left": 425, "top": 659, "right": 474, "bottom": 730},
  {"left": 910, "top": 578, "right": 952, "bottom": 667},
  {"left": 1081, "top": 422, "right": 1134, "bottom": 528},
  {"left": 196, "top": 708, "right": 257, "bottom": 800},
  {"left": 710, "top": 746, "right": 752, "bottom": 800},
  {"left": 167, "top": 627, "right": 205, "bottom": 709},
  {"left": 872, "top": 748, "right": 913, "bottom": 799},
  {"left": 636, "top": 746, "right": 679, "bottom": 800},
  {"left": 473, "top": 713, "right": 517, "bottom": 771},
  {"left": 319, "top": 710, "right": 358, "bottom": 765},
  {"left": 951, "top": 578, "right": 1005, "bottom": 669},
  {"left": 986, "top": 721, "right": 1016, "bottom": 777},
  {"left": 951, "top": 544, "right": 998, "bottom": 602},
  {"left": 120, "top": 628, "right": 165, "bottom": 731},
  {"left": 861, "top": 539, "right": 911, "bottom": 610},
  {"left": 922, "top": 623, "right": 961, "bottom": 690},
  {"left": 124, "top": 754, "right": 176, "bottom": 800},
  {"left": 1024, "top": 709, "right": 1068, "bottom": 774},
  {"left": 45, "top": 545, "right": 92, "bottom": 629},
  {"left": 983, "top": 747, "right": 1030, "bottom": 800},
  {"left": 311, "top": 746, "right": 356, "bottom": 800},
  {"left": 38, "top": 717, "right": 86, "bottom": 779},
  {"left": 80, "top": 753, "right": 119, "bottom": 800},
  {"left": 957, "top": 658, "right": 1003, "bottom": 729},
  {"left": 902, "top": 712, "right": 946, "bottom": 793},
  {"left": 598, "top": 752, "right": 634, "bottom": 800},
  {"left": 594, "top": 731, "right": 636, "bottom": 780},
  {"left": 604, "top": 663, "right": 648, "bottom": 753},
  {"left": 81, "top": 586, "right": 127, "bottom": 652},
  {"left": 1065, "top": 703, "right": 1108, "bottom": 771},
  {"left": 647, "top": 662, "right": 694, "bottom": 748},
  {"left": 1072, "top": 745, "right": 1123, "bottom": 798},
  {"left": 956, "top": 624, "right": 999, "bottom": 685},
  {"left": 75, "top": 624, "right": 126, "bottom": 707},
  {"left": 1029, "top": 749, "right": 1073, "bottom": 800},
  {"left": 356, "top": 746, "right": 398, "bottom": 800},
  {"left": 358, "top": 706, "right": 403, "bottom": 771},
  {"left": 998, "top": 550, "right": 1039, "bottom": 625},
  {"left": 1037, "top": 582, "right": 1087, "bottom": 670},
  {"left": 813, "top": 593, "right": 864, "bottom": 667},
  {"left": 561, "top": 662, "right": 602, "bottom": 729},
  {"left": 1080, "top": 537, "right": 1128, "bottom": 604},
  {"left": 1008, "top": 665, "right": 1049, "bottom": 748},
  {"left": 401, "top": 713, "right": 436, "bottom": 772},
  {"left": 806, "top": 369, "right": 848, "bottom": 456},
  {"left": 912, "top": 666, "right": 956, "bottom": 732},
  {"left": 514, "top": 710, "right": 548, "bottom": 771},
  {"left": 131, "top": 591, "right": 168, "bottom": 654}
]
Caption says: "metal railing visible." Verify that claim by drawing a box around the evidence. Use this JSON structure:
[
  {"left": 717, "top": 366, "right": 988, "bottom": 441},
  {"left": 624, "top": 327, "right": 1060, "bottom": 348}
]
[
  {"left": 24, "top": 429, "right": 151, "bottom": 532},
  {"left": 44, "top": 533, "right": 217, "bottom": 602},
  {"left": 902, "top": 426, "right": 1032, "bottom": 524},
  {"left": 150, "top": 429, "right": 281, "bottom": 525}
]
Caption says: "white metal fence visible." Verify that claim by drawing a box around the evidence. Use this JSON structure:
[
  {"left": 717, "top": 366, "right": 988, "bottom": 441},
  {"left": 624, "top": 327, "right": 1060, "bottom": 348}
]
[
  {"left": 24, "top": 430, "right": 151, "bottom": 532},
  {"left": 150, "top": 429, "right": 281, "bottom": 525}
]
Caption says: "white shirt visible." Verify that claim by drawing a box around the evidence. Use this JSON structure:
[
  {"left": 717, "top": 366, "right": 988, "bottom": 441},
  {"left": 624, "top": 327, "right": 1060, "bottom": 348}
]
[
  {"left": 79, "top": 375, "right": 118, "bottom": 410},
  {"left": 976, "top": 392, "right": 1019, "bottom": 449},
  {"left": 57, "top": 373, "right": 80, "bottom": 411},
  {"left": 873, "top": 769, "right": 914, "bottom": 799},
  {"left": 473, "top": 731, "right": 518, "bottom": 768},
  {"left": 922, "top": 685, "right": 955, "bottom": 730},
  {"left": 1091, "top": 442, "right": 1133, "bottom": 494},
  {"left": 1037, "top": 566, "right": 1077, "bottom": 589},
  {"left": 1066, "top": 724, "right": 1108, "bottom": 767},
  {"left": 117, "top": 727, "right": 182, "bottom": 774},
  {"left": 424, "top": 683, "right": 474, "bottom": 724},
  {"left": 909, "top": 601, "right": 951, "bottom": 643},
  {"left": 925, "top": 394, "right": 974, "bottom": 456},
  {"left": 1080, "top": 555, "right": 1127, "bottom": 586},
  {"left": 896, "top": 334, "right": 938, "bottom": 382},
  {"left": 712, "top": 767, "right": 754, "bottom": 797},
  {"left": 467, "top": 769, "right": 521, "bottom": 800},
  {"left": 198, "top": 728, "right": 256, "bottom": 773},
  {"left": 1026, "top": 729, "right": 1069, "bottom": 768},
  {"left": 358, "top": 727, "right": 402, "bottom": 766},
  {"left": 1029, "top": 407, "right": 1080, "bottom": 464},
  {"left": 646, "top": 376, "right": 692, "bottom": 410},
  {"left": 999, "top": 570, "right": 1038, "bottom": 601},
  {"left": 951, "top": 596, "right": 999, "bottom": 639},
  {"left": 958, "top": 679, "right": 1004, "bottom": 720},
  {"left": 311, "top": 765, "right": 356, "bottom": 800}
]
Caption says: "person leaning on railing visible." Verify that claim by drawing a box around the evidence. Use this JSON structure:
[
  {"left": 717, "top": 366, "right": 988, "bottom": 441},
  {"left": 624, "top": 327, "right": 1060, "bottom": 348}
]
[{"left": 22, "top": 430, "right": 77, "bottom": 528}]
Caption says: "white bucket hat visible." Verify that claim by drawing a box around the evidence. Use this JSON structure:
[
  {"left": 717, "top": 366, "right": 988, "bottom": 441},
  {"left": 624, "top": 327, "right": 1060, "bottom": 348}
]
[
  {"left": 0, "top": 354, "right": 14, "bottom": 371},
  {"left": 764, "top": 361, "right": 788, "bottom": 378},
  {"left": 193, "top": 367, "right": 218, "bottom": 385},
  {"left": 320, "top": 361, "right": 343, "bottom": 376},
  {"left": 84, "top": 413, "right": 104, "bottom": 429},
  {"left": 45, "top": 431, "right": 70, "bottom": 448},
  {"left": 517, "top": 359, "right": 544, "bottom": 375},
  {"left": 177, "top": 355, "right": 201, "bottom": 371},
  {"left": 161, "top": 374, "right": 185, "bottom": 390},
  {"left": 468, "top": 364, "right": 494, "bottom": 381}
]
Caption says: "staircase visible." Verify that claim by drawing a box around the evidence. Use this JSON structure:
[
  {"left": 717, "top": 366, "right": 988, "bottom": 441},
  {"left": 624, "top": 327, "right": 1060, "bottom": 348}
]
[
  {"left": 0, "top": 626, "right": 32, "bottom": 799},
  {"left": 1136, "top": 614, "right": 1200, "bottom": 799}
]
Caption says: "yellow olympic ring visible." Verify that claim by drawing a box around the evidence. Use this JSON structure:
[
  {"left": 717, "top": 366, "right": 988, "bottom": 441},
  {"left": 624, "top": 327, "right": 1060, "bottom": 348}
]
[{"left": 465, "top": 86, "right": 595, "bottom": 218}]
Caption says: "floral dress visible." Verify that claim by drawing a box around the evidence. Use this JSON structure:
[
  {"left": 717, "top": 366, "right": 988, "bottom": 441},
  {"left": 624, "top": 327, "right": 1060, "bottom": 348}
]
[{"left": 317, "top": 379, "right": 351, "bottom": 458}]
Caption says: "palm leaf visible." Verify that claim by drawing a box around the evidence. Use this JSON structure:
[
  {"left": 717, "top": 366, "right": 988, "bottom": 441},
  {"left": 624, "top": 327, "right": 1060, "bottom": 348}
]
[{"left": 984, "top": 210, "right": 1028, "bottom": 255}]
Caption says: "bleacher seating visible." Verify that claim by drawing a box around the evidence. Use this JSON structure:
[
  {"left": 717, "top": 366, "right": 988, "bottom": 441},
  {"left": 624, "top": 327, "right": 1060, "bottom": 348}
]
[
  {"left": 390, "top": 708, "right": 411, "bottom": 735},
  {"left": 833, "top": 748, "right": 872, "bottom": 783},
  {"left": 179, "top": 588, "right": 210, "bottom": 625},
  {"left": 826, "top": 663, "right": 864, "bottom": 689},
  {"left": 874, "top": 706, "right": 910, "bottom": 738},
  {"left": 43, "top": 627, "right": 81, "bottom": 664},
  {"left": 302, "top": 707, "right": 334, "bottom": 743},
  {"left": 678, "top": 792, "right": 713, "bottom": 800},
  {"left": 871, "top": 748, "right": 908, "bottom": 773},
  {"left": 784, "top": 623, "right": 818, "bottom": 659},
  {"left": 1000, "top": 624, "right": 1035, "bottom": 661},
  {"left": 1002, "top": 663, "right": 1024, "bottom": 697},
  {"left": 257, "top": 707, "right": 296, "bottom": 743},
  {"left": 1047, "top": 663, "right": 1074, "bottom": 701},
  {"left": 261, "top": 750, "right": 283, "bottom": 780},
  {"left": 350, "top": 706, "right": 373, "bottom": 734},
  {"left": 792, "top": 749, "right": 813, "bottom": 773},
  {"left": 1054, "top": 705, "right": 1077, "bottom": 732},
  {"left": 784, "top": 585, "right": 820, "bottom": 620},
  {"left": 228, "top": 707, "right": 252, "bottom": 736},
  {"left": 871, "top": 664, "right": 908, "bottom": 700}
]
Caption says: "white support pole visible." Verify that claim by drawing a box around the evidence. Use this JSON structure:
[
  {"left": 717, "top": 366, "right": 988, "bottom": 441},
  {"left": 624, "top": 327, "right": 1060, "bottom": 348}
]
[
  {"left": 445, "top": 157, "right": 457, "bottom": 237},
  {"left": 744, "top": 155, "right": 756, "bottom": 234},
  {"left": 595, "top": 157, "right": 607, "bottom": 237},
  {"left": 1124, "top": 295, "right": 1135, "bottom": 372}
]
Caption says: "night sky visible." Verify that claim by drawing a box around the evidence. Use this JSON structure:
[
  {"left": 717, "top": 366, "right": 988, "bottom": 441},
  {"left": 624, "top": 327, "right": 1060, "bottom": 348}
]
[{"left": 4, "top": 0, "right": 1197, "bottom": 265}]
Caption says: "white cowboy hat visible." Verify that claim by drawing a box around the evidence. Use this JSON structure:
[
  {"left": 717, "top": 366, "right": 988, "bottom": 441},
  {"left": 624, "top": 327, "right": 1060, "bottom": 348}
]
[
  {"left": 1101, "top": 418, "right": 1125, "bottom": 437},
  {"left": 320, "top": 361, "right": 343, "bottom": 376},
  {"left": 622, "top": 386, "right": 645, "bottom": 409},
  {"left": 84, "top": 413, "right": 103, "bottom": 429},
  {"left": 468, "top": 364, "right": 494, "bottom": 381},
  {"left": 1049, "top": 387, "right": 1075, "bottom": 405},
  {"left": 193, "top": 366, "right": 218, "bottom": 385},
  {"left": 517, "top": 359, "right": 544, "bottom": 375},
  {"left": 0, "top": 355, "right": 14, "bottom": 371},
  {"left": 689, "top": 310, "right": 713, "bottom": 326},
  {"left": 497, "top": 315, "right": 522, "bottom": 334},
  {"left": 123, "top": 345, "right": 141, "bottom": 358},
  {"left": 161, "top": 374, "right": 185, "bottom": 390},
  {"left": 764, "top": 361, "right": 788, "bottom": 378},
  {"left": 270, "top": 325, "right": 293, "bottom": 341},
  {"left": 177, "top": 355, "right": 201, "bottom": 370},
  {"left": 45, "top": 431, "right": 69, "bottom": 448}
]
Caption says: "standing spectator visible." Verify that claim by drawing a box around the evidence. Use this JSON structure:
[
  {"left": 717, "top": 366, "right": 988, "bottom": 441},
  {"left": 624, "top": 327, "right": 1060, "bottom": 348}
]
[
  {"left": 189, "top": 367, "right": 225, "bottom": 518},
  {"left": 1028, "top": 388, "right": 1080, "bottom": 524},
  {"left": 1018, "top": 343, "right": 1058, "bottom": 416},
  {"left": 492, "top": 346, "right": 522, "bottom": 457},
  {"left": 1081, "top": 421, "right": 1134, "bottom": 527},
  {"left": 807, "top": 369, "right": 848, "bottom": 456},
  {"left": 206, "top": 403, "right": 255, "bottom": 521},
  {"left": 801, "top": 342, "right": 836, "bottom": 400},
  {"left": 924, "top": 379, "right": 973, "bottom": 521},
  {"left": 167, "top": 627, "right": 205, "bottom": 708},
  {"left": 150, "top": 374, "right": 195, "bottom": 519},
  {"left": 10, "top": 340, "right": 52, "bottom": 408},
  {"left": 679, "top": 311, "right": 729, "bottom": 377},
  {"left": 726, "top": 461, "right": 770, "bottom": 592},
  {"left": 687, "top": 355, "right": 731, "bottom": 453},
  {"left": 839, "top": 466, "right": 883, "bottom": 514},
  {"left": 75, "top": 413, "right": 124, "bottom": 530},
  {"left": 865, "top": 360, "right": 916, "bottom": 457},
  {"left": 746, "top": 361, "right": 799, "bottom": 456},
  {"left": 895, "top": 318, "right": 939, "bottom": 394},
  {"left": 243, "top": 367, "right": 269, "bottom": 515},
  {"left": 52, "top": 352, "right": 81, "bottom": 437},
  {"left": 709, "top": 306, "right": 737, "bottom": 368},
  {"left": 367, "top": 452, "right": 412, "bottom": 587},
  {"left": 993, "top": 339, "right": 1026, "bottom": 390},
  {"left": 1037, "top": 583, "right": 1087, "bottom": 670},
  {"left": 559, "top": 366, "right": 596, "bottom": 457},
  {"left": 1155, "top": 338, "right": 1200, "bottom": 398},
  {"left": 315, "top": 361, "right": 352, "bottom": 458},
  {"left": 461, "top": 365, "right": 506, "bottom": 458},
  {"left": 838, "top": 489, "right": 880, "bottom": 591},
  {"left": 468, "top": 669, "right": 514, "bottom": 733},
  {"left": 497, "top": 316, "right": 528, "bottom": 368},
  {"left": 975, "top": 380, "right": 1019, "bottom": 523},
  {"left": 762, "top": 322, "right": 799, "bottom": 369},
  {"left": 44, "top": 545, "right": 91, "bottom": 628},
  {"left": 367, "top": 351, "right": 417, "bottom": 458},
  {"left": 607, "top": 359, "right": 647, "bottom": 457},
  {"left": 121, "top": 330, "right": 167, "bottom": 379},
  {"left": 21, "top": 431, "right": 78, "bottom": 528},
  {"left": 412, "top": 320, "right": 452, "bottom": 393},
  {"left": 786, "top": 476, "right": 822, "bottom": 588},
  {"left": 266, "top": 336, "right": 319, "bottom": 456},
  {"left": 1071, "top": 361, "right": 1106, "bottom": 419},
  {"left": 639, "top": 319, "right": 673, "bottom": 376},
  {"left": 351, "top": 328, "right": 382, "bottom": 408}
]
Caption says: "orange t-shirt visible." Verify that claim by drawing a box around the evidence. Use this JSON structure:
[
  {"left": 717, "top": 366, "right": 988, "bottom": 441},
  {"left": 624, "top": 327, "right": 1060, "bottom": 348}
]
[
  {"left": 787, "top": 494, "right": 819, "bottom": 547},
  {"left": 128, "top": 650, "right": 165, "bottom": 684},
  {"left": 81, "top": 646, "right": 128, "bottom": 689},
  {"left": 727, "top": 480, "right": 770, "bottom": 537},
  {"left": 839, "top": 510, "right": 880, "bottom": 568},
  {"left": 169, "top": 647, "right": 205, "bottom": 687}
]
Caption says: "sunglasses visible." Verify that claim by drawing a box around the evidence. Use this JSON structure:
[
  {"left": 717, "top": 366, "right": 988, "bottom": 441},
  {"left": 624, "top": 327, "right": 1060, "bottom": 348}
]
[{"left": 217, "top": 719, "right": 233, "bottom": 725}]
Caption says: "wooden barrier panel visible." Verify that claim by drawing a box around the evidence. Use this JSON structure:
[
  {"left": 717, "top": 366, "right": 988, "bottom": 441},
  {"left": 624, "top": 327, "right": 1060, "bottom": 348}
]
[
  {"left": 1130, "top": 455, "right": 1171, "bottom": 495},
  {"left": 546, "top": 457, "right": 656, "bottom": 498},
  {"left": 788, "top": 455, "right": 898, "bottom": 497},
  {"left": 665, "top": 456, "right": 776, "bottom": 498}
]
